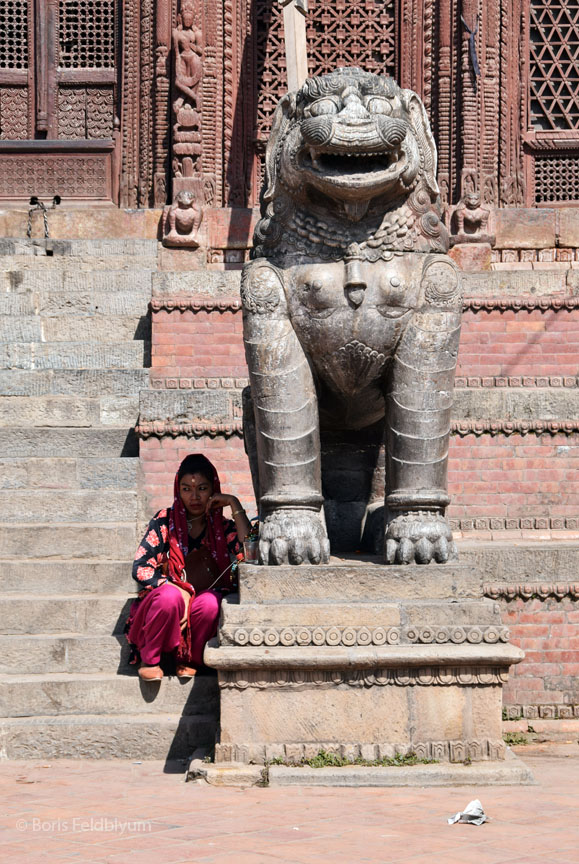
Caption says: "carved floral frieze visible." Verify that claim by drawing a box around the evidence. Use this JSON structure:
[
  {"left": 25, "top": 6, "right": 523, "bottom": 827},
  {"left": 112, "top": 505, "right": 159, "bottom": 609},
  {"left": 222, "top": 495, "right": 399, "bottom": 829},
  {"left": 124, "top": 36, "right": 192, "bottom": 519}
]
[
  {"left": 218, "top": 667, "right": 509, "bottom": 689},
  {"left": 225, "top": 625, "right": 510, "bottom": 648}
]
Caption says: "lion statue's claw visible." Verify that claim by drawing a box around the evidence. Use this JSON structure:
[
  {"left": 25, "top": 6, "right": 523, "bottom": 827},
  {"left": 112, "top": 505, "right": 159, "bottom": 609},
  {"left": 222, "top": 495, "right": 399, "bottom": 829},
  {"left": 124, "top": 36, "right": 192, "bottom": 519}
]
[
  {"left": 259, "top": 510, "right": 330, "bottom": 566},
  {"left": 385, "top": 512, "right": 457, "bottom": 565}
]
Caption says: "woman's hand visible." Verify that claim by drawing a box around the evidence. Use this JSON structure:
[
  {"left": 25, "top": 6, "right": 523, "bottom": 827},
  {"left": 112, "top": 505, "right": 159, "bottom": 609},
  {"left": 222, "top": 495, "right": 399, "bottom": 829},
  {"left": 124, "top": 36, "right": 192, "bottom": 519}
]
[
  {"left": 206, "top": 492, "right": 241, "bottom": 513},
  {"left": 206, "top": 494, "right": 251, "bottom": 539}
]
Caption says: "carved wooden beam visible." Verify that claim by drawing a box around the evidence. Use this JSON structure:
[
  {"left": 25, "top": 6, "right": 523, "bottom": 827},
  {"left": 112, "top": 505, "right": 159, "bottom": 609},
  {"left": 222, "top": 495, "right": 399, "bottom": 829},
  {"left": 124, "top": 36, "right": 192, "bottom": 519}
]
[{"left": 279, "top": 0, "right": 308, "bottom": 91}]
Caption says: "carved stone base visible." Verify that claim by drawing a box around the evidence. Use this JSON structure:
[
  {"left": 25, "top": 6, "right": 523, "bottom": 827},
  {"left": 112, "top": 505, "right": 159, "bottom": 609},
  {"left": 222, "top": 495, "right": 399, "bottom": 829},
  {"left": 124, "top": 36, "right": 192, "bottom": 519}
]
[{"left": 204, "top": 562, "right": 526, "bottom": 774}]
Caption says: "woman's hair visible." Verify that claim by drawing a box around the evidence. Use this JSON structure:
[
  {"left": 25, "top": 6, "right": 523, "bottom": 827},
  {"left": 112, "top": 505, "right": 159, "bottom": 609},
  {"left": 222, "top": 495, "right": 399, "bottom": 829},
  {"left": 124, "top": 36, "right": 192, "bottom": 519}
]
[{"left": 177, "top": 454, "right": 214, "bottom": 485}]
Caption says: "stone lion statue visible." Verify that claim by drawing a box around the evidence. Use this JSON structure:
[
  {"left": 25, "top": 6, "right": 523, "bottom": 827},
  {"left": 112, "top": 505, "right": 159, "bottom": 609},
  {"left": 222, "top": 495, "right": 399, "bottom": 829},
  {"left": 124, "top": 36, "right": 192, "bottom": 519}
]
[{"left": 242, "top": 67, "right": 462, "bottom": 566}]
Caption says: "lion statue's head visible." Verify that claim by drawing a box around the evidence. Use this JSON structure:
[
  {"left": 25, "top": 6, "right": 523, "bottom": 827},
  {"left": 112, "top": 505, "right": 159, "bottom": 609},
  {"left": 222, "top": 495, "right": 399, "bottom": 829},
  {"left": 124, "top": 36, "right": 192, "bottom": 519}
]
[{"left": 253, "top": 67, "right": 447, "bottom": 260}]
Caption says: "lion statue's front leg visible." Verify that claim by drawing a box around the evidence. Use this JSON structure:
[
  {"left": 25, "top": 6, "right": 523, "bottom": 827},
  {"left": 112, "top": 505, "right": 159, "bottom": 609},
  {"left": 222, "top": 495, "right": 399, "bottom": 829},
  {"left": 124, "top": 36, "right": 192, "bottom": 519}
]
[{"left": 241, "top": 260, "right": 330, "bottom": 566}]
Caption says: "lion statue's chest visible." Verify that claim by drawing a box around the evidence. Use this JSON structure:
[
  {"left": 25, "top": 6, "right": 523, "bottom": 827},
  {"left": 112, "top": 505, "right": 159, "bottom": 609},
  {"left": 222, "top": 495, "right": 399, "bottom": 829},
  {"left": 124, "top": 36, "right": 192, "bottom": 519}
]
[{"left": 284, "top": 259, "right": 422, "bottom": 393}]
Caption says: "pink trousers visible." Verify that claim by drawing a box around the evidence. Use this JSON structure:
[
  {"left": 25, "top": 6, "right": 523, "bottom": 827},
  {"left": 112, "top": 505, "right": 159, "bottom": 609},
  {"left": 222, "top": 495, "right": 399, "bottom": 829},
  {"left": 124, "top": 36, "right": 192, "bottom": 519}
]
[{"left": 127, "top": 581, "right": 221, "bottom": 666}]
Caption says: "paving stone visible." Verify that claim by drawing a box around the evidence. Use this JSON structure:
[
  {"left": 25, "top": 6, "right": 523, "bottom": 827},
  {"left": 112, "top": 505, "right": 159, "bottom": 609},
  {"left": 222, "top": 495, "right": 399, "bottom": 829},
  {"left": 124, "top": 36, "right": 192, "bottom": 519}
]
[
  {"left": 0, "top": 490, "right": 137, "bottom": 522},
  {"left": 0, "top": 714, "right": 216, "bottom": 759},
  {"left": 0, "top": 342, "right": 145, "bottom": 370},
  {"left": 0, "top": 524, "right": 137, "bottom": 559},
  {"left": 2, "top": 560, "right": 134, "bottom": 594},
  {"left": 0, "top": 672, "right": 219, "bottom": 716},
  {"left": 266, "top": 750, "right": 535, "bottom": 787},
  {"left": 0, "top": 428, "right": 138, "bottom": 457}
]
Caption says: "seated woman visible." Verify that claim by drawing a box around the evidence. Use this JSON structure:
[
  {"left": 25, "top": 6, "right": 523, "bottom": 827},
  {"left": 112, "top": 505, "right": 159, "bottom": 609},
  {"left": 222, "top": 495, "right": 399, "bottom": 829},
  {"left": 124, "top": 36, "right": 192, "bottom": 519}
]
[{"left": 127, "top": 453, "right": 251, "bottom": 681}]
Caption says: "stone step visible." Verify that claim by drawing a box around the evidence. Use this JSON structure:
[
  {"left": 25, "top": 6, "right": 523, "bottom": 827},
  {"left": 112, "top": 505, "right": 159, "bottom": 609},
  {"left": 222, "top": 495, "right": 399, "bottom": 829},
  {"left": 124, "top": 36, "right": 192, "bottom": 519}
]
[
  {"left": 0, "top": 672, "right": 219, "bottom": 717},
  {"left": 0, "top": 594, "right": 132, "bottom": 635},
  {"left": 0, "top": 315, "right": 150, "bottom": 344},
  {"left": 0, "top": 714, "right": 216, "bottom": 760},
  {"left": 0, "top": 634, "right": 132, "bottom": 674},
  {"left": 0, "top": 238, "right": 159, "bottom": 258},
  {"left": 0, "top": 268, "right": 153, "bottom": 293},
  {"left": 0, "top": 341, "right": 145, "bottom": 370},
  {"left": 0, "top": 428, "right": 138, "bottom": 457},
  {"left": 0, "top": 457, "right": 139, "bottom": 491},
  {"left": 0, "top": 523, "right": 137, "bottom": 559},
  {"left": 0, "top": 369, "right": 149, "bottom": 397},
  {"left": 0, "top": 490, "right": 137, "bottom": 523},
  {"left": 0, "top": 395, "right": 139, "bottom": 428},
  {"left": 36, "top": 291, "right": 152, "bottom": 317},
  {"left": 458, "top": 541, "right": 579, "bottom": 582},
  {"left": 2, "top": 560, "right": 134, "bottom": 594}
]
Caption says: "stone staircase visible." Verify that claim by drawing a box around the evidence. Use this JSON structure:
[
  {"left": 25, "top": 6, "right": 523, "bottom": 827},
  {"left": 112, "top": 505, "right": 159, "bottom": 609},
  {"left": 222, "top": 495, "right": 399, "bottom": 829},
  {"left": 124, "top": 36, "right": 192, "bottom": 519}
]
[{"left": 0, "top": 239, "right": 217, "bottom": 760}]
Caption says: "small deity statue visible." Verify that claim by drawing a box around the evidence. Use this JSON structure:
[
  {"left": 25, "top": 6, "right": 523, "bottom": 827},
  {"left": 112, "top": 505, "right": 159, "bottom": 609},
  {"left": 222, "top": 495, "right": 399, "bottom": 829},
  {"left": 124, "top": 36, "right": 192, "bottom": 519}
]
[
  {"left": 162, "top": 190, "right": 203, "bottom": 247},
  {"left": 173, "top": 0, "right": 203, "bottom": 106},
  {"left": 449, "top": 191, "right": 495, "bottom": 244}
]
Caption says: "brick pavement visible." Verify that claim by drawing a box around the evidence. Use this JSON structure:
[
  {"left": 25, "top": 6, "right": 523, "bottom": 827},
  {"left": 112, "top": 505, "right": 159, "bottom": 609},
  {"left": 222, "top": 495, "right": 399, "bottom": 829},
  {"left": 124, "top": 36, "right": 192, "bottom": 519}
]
[{"left": 0, "top": 743, "right": 577, "bottom": 864}]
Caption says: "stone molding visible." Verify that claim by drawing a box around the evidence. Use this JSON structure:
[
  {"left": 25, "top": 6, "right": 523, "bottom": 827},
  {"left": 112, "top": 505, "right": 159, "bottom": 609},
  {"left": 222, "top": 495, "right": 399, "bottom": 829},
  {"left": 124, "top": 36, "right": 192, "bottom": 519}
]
[
  {"left": 150, "top": 295, "right": 241, "bottom": 312},
  {"left": 452, "top": 516, "right": 578, "bottom": 531},
  {"left": 135, "top": 420, "right": 243, "bottom": 438},
  {"left": 215, "top": 738, "right": 506, "bottom": 765},
  {"left": 504, "top": 704, "right": 579, "bottom": 720},
  {"left": 463, "top": 295, "right": 579, "bottom": 311},
  {"left": 225, "top": 625, "right": 510, "bottom": 648},
  {"left": 136, "top": 418, "right": 579, "bottom": 440},
  {"left": 451, "top": 419, "right": 579, "bottom": 436},
  {"left": 150, "top": 294, "right": 579, "bottom": 314},
  {"left": 150, "top": 376, "right": 248, "bottom": 390},
  {"left": 484, "top": 583, "right": 579, "bottom": 600},
  {"left": 151, "top": 375, "right": 578, "bottom": 390},
  {"left": 218, "top": 667, "right": 509, "bottom": 689},
  {"left": 455, "top": 376, "right": 578, "bottom": 388}
]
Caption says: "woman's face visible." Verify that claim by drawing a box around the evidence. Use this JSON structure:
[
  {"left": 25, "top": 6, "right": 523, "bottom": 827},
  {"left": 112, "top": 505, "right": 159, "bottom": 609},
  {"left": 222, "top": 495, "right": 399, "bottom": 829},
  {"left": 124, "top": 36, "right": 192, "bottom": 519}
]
[{"left": 179, "top": 472, "right": 213, "bottom": 518}]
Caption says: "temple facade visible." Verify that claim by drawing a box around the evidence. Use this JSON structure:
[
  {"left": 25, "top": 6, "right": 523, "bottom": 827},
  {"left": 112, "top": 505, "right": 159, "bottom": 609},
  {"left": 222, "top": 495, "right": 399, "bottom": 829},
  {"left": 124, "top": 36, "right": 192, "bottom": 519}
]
[
  {"left": 0, "top": 0, "right": 576, "bottom": 211},
  {"left": 0, "top": 1, "right": 577, "bottom": 757}
]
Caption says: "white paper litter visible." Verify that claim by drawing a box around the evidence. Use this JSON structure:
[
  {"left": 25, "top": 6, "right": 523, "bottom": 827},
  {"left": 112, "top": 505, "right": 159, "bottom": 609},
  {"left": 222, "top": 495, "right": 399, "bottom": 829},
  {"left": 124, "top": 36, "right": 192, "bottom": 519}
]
[{"left": 447, "top": 798, "right": 488, "bottom": 826}]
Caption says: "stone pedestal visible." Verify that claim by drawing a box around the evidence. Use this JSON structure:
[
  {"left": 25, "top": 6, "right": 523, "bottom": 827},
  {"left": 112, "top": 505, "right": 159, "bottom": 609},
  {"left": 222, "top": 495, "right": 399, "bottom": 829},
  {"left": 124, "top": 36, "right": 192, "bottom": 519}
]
[{"left": 205, "top": 562, "right": 525, "bottom": 771}]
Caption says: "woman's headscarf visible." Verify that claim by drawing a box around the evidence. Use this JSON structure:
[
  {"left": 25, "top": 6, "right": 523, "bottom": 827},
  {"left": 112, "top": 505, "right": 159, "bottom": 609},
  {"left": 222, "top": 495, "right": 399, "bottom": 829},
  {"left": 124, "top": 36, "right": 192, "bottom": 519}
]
[{"left": 166, "top": 454, "right": 231, "bottom": 587}]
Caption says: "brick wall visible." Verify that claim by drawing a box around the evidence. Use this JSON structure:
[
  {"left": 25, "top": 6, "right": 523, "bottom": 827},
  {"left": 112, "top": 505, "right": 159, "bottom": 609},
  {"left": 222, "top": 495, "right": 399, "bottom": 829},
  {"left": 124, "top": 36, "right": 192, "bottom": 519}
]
[
  {"left": 457, "top": 308, "right": 579, "bottom": 377},
  {"left": 499, "top": 595, "right": 579, "bottom": 713}
]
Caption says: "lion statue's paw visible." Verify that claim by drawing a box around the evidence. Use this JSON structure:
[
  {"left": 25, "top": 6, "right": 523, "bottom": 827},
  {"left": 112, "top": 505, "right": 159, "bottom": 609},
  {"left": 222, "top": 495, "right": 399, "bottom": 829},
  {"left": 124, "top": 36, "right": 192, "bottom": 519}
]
[
  {"left": 385, "top": 511, "right": 457, "bottom": 565},
  {"left": 259, "top": 509, "right": 330, "bottom": 566}
]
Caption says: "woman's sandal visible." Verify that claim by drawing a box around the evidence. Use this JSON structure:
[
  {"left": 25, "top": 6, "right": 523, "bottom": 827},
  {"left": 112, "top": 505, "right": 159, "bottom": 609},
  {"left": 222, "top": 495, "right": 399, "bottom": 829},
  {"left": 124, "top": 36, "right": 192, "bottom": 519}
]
[
  {"left": 176, "top": 665, "right": 197, "bottom": 679},
  {"left": 138, "top": 664, "right": 164, "bottom": 681}
]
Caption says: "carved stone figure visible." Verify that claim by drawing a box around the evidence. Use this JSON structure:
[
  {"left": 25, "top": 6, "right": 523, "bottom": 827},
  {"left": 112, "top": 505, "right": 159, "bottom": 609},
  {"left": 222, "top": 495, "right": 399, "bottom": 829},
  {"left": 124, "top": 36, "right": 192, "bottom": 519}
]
[
  {"left": 449, "top": 191, "right": 495, "bottom": 244},
  {"left": 242, "top": 67, "right": 462, "bottom": 566},
  {"left": 162, "top": 190, "right": 203, "bottom": 247},
  {"left": 163, "top": 0, "right": 204, "bottom": 247}
]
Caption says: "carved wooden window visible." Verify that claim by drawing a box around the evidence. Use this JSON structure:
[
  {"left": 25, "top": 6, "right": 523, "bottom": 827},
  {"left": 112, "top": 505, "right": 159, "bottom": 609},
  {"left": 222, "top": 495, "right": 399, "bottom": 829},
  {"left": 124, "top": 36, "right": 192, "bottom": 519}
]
[
  {"left": 525, "top": 0, "right": 579, "bottom": 203},
  {"left": 58, "top": 0, "right": 115, "bottom": 69},
  {"left": 255, "top": 0, "right": 397, "bottom": 146}
]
